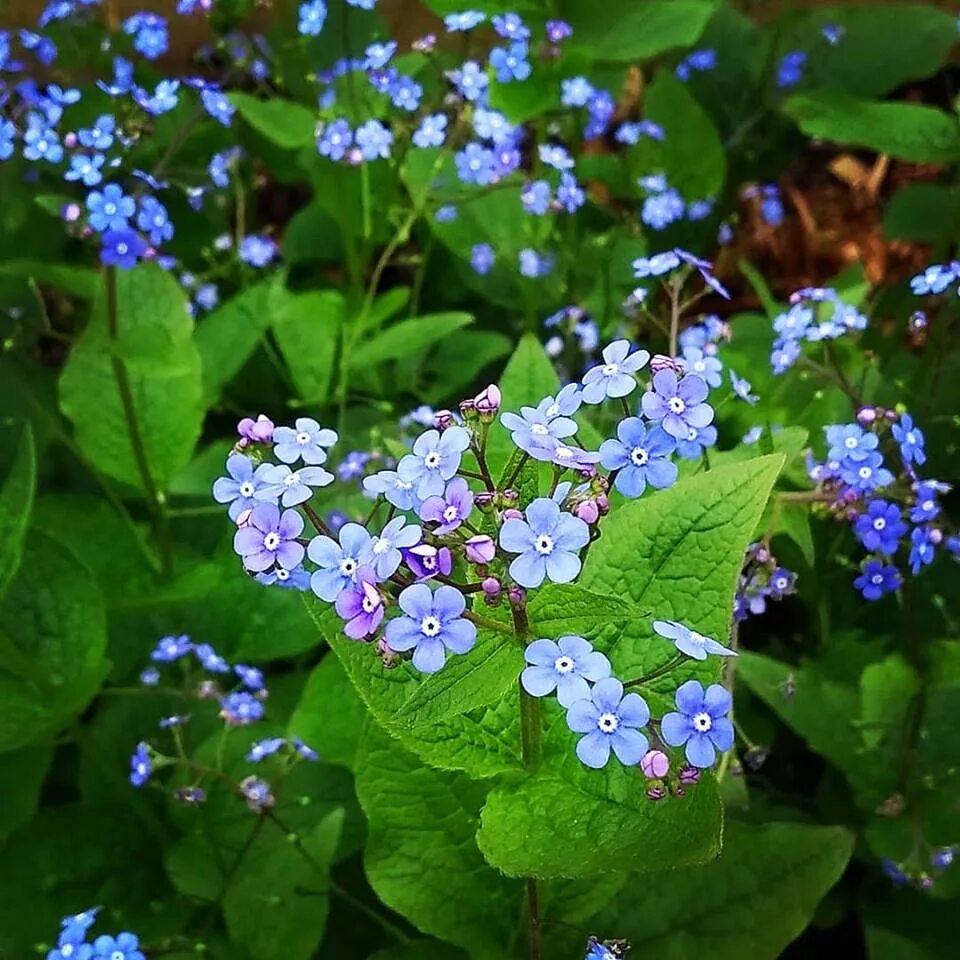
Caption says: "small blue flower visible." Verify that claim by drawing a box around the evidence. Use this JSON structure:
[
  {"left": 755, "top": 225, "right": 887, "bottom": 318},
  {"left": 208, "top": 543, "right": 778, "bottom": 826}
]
[
  {"left": 444, "top": 11, "right": 485, "bottom": 32},
  {"left": 317, "top": 119, "right": 352, "bottom": 161},
  {"left": 247, "top": 737, "right": 286, "bottom": 762},
  {"left": 362, "top": 469, "right": 420, "bottom": 511},
  {"left": 298, "top": 0, "right": 326, "bottom": 35},
  {"left": 86, "top": 183, "right": 134, "bottom": 233},
  {"left": 255, "top": 463, "right": 334, "bottom": 507},
  {"left": 397, "top": 425, "right": 471, "bottom": 499},
  {"left": 123, "top": 12, "right": 168, "bottom": 59},
  {"left": 729, "top": 369, "right": 758, "bottom": 405},
  {"left": 777, "top": 50, "right": 806, "bottom": 88},
  {"left": 676, "top": 423, "right": 717, "bottom": 460},
  {"left": 136, "top": 196, "right": 173, "bottom": 245},
  {"left": 561, "top": 76, "right": 594, "bottom": 107},
  {"left": 256, "top": 564, "right": 311, "bottom": 590},
  {"left": 910, "top": 481, "right": 944, "bottom": 523},
  {"left": 90, "top": 933, "right": 144, "bottom": 960},
  {"left": 641, "top": 188, "right": 685, "bottom": 230},
  {"left": 501, "top": 384, "right": 581, "bottom": 456},
  {"left": 455, "top": 142, "right": 497, "bottom": 186},
  {"left": 854, "top": 559, "right": 901, "bottom": 600},
  {"left": 909, "top": 526, "right": 936, "bottom": 575},
  {"left": 493, "top": 12, "right": 529, "bottom": 40},
  {"left": 633, "top": 250, "right": 681, "bottom": 278},
  {"left": 364, "top": 41, "right": 396, "bottom": 69},
  {"left": 599, "top": 419, "right": 677, "bottom": 498},
  {"left": 584, "top": 90, "right": 615, "bottom": 138},
  {"left": 65, "top": 153, "right": 104, "bottom": 186},
  {"left": 519, "top": 248, "right": 553, "bottom": 278},
  {"left": 854, "top": 500, "right": 906, "bottom": 555},
  {"left": 273, "top": 418, "right": 338, "bottom": 465},
  {"left": 653, "top": 620, "right": 736, "bottom": 661},
  {"left": 419, "top": 477, "right": 474, "bottom": 534},
  {"left": 566, "top": 677, "right": 650, "bottom": 768},
  {"left": 773, "top": 303, "right": 813, "bottom": 340},
  {"left": 434, "top": 205, "right": 457, "bottom": 223},
  {"left": 470, "top": 242, "right": 494, "bottom": 275},
  {"left": 489, "top": 41, "right": 530, "bottom": 83},
  {"left": 581, "top": 339, "right": 650, "bottom": 403},
  {"left": 100, "top": 230, "right": 147, "bottom": 269},
  {"left": 661, "top": 680, "right": 734, "bottom": 768},
  {"left": 130, "top": 742, "right": 151, "bottom": 787},
  {"left": 355, "top": 119, "right": 393, "bottom": 160},
  {"left": 385, "top": 583, "right": 476, "bottom": 673},
  {"left": 449, "top": 60, "right": 488, "bottom": 102},
  {"left": 499, "top": 497, "right": 590, "bottom": 588},
  {"left": 233, "top": 503, "right": 305, "bottom": 572},
  {"left": 892, "top": 413, "right": 926, "bottom": 467},
  {"left": 152, "top": 634, "right": 192, "bottom": 662},
  {"left": 910, "top": 263, "right": 958, "bottom": 296},
  {"left": 556, "top": 173, "right": 585, "bottom": 213},
  {"left": 389, "top": 75, "right": 422, "bottom": 112},
  {"left": 235, "top": 664, "right": 265, "bottom": 690},
  {"left": 642, "top": 370, "right": 714, "bottom": 440},
  {"left": 521, "top": 635, "right": 611, "bottom": 707},
  {"left": 136, "top": 79, "right": 180, "bottom": 115},
  {"left": 412, "top": 113, "right": 447, "bottom": 148},
  {"left": 201, "top": 87, "right": 235, "bottom": 126},
  {"left": 681, "top": 346, "right": 722, "bottom": 387},
  {"left": 308, "top": 523, "right": 375, "bottom": 601},
  {"left": 839, "top": 450, "right": 894, "bottom": 493},
  {"left": 346, "top": 0, "right": 376, "bottom": 8},
  {"left": 239, "top": 234, "right": 276, "bottom": 267},
  {"left": 220, "top": 691, "right": 265, "bottom": 725},
  {"left": 194, "top": 642, "right": 230, "bottom": 673},
  {"left": 0, "top": 119, "right": 16, "bottom": 160},
  {"left": 23, "top": 113, "right": 63, "bottom": 162},
  {"left": 369, "top": 516, "right": 422, "bottom": 580},
  {"left": 292, "top": 737, "right": 319, "bottom": 760},
  {"left": 473, "top": 108, "right": 515, "bottom": 145},
  {"left": 521, "top": 179, "right": 551, "bottom": 216},
  {"left": 825, "top": 423, "right": 878, "bottom": 464},
  {"left": 213, "top": 453, "right": 276, "bottom": 520}
]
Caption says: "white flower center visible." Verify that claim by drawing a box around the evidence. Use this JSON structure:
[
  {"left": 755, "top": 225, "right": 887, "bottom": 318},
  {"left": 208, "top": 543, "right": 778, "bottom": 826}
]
[
  {"left": 442, "top": 505, "right": 459, "bottom": 522},
  {"left": 845, "top": 436, "right": 857, "bottom": 449},
  {"left": 531, "top": 422, "right": 549, "bottom": 436},
  {"left": 263, "top": 532, "right": 280, "bottom": 550},
  {"left": 597, "top": 712, "right": 619, "bottom": 733},
  {"left": 534, "top": 534, "right": 554, "bottom": 555},
  {"left": 774, "top": 576, "right": 787, "bottom": 590},
  {"left": 339, "top": 557, "right": 357, "bottom": 576},
  {"left": 686, "top": 427, "right": 698, "bottom": 440},
  {"left": 554, "top": 655, "right": 575, "bottom": 674},
  {"left": 424, "top": 451, "right": 441, "bottom": 469},
  {"left": 555, "top": 446, "right": 573, "bottom": 461},
  {"left": 692, "top": 711, "right": 712, "bottom": 732},
  {"left": 283, "top": 471, "right": 300, "bottom": 487},
  {"left": 117, "top": 243, "right": 128, "bottom": 255},
  {"left": 61, "top": 946, "right": 74, "bottom": 958},
  {"left": 693, "top": 360, "right": 705, "bottom": 372},
  {"left": 630, "top": 446, "right": 649, "bottom": 466},
  {"left": 858, "top": 466, "right": 872, "bottom": 480},
  {"left": 906, "top": 432, "right": 916, "bottom": 444},
  {"left": 276, "top": 568, "right": 290, "bottom": 580},
  {"left": 688, "top": 631, "right": 706, "bottom": 646},
  {"left": 104, "top": 202, "right": 116, "bottom": 214},
  {"left": 545, "top": 402, "right": 560, "bottom": 418},
  {"left": 373, "top": 537, "right": 391, "bottom": 555},
  {"left": 420, "top": 615, "right": 441, "bottom": 637},
  {"left": 111, "top": 952, "right": 125, "bottom": 960},
  {"left": 871, "top": 573, "right": 883, "bottom": 585},
  {"left": 602, "top": 363, "right": 619, "bottom": 377},
  {"left": 239, "top": 481, "right": 255, "bottom": 497},
  {"left": 922, "top": 499, "right": 934, "bottom": 512},
  {"left": 873, "top": 518, "right": 886, "bottom": 531},
  {"left": 361, "top": 594, "right": 379, "bottom": 613},
  {"left": 668, "top": 396, "right": 686, "bottom": 414},
  {"left": 296, "top": 431, "right": 311, "bottom": 445}
]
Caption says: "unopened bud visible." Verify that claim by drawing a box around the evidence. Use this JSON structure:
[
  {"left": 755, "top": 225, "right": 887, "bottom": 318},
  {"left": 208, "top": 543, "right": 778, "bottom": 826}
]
[
  {"left": 678, "top": 765, "right": 700, "bottom": 785},
  {"left": 507, "top": 585, "right": 526, "bottom": 607},
  {"left": 640, "top": 750, "right": 669, "bottom": 779},
  {"left": 929, "top": 528, "right": 943, "bottom": 545},
  {"left": 501, "top": 488, "right": 519, "bottom": 507},
  {"left": 672, "top": 784, "right": 686, "bottom": 798},
  {"left": 465, "top": 534, "right": 496, "bottom": 565},
  {"left": 651, "top": 353, "right": 680, "bottom": 372},
  {"left": 62, "top": 202, "right": 82, "bottom": 222},
  {"left": 576, "top": 500, "right": 599, "bottom": 524},
  {"left": 503, "top": 508, "right": 523, "bottom": 521},
  {"left": 482, "top": 576, "right": 501, "bottom": 599},
  {"left": 857, "top": 407, "right": 877, "bottom": 426},
  {"left": 458, "top": 398, "right": 477, "bottom": 420},
  {"left": 743, "top": 745, "right": 770, "bottom": 771},
  {"left": 238, "top": 414, "right": 274, "bottom": 444},
  {"left": 475, "top": 492, "right": 495, "bottom": 512},
  {"left": 646, "top": 785, "right": 667, "bottom": 801},
  {"left": 596, "top": 493, "right": 610, "bottom": 515},
  {"left": 434, "top": 409, "right": 455, "bottom": 430},
  {"left": 474, "top": 383, "right": 501, "bottom": 416}
]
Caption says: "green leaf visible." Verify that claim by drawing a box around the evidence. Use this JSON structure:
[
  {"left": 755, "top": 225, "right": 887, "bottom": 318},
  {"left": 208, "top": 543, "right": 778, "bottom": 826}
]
[
  {"left": 271, "top": 288, "right": 345, "bottom": 403},
  {"left": 883, "top": 184, "right": 960, "bottom": 245},
  {"left": 59, "top": 265, "right": 204, "bottom": 491},
  {"left": 0, "top": 531, "right": 108, "bottom": 752},
  {"left": 0, "top": 741, "right": 52, "bottom": 840},
  {"left": 283, "top": 201, "right": 343, "bottom": 264},
  {"left": 0, "top": 260, "right": 98, "bottom": 299},
  {"left": 230, "top": 92, "right": 317, "bottom": 149},
  {"left": 356, "top": 724, "right": 520, "bottom": 958},
  {"left": 419, "top": 330, "right": 513, "bottom": 405},
  {"left": 196, "top": 281, "right": 274, "bottom": 403},
  {"left": 477, "top": 773, "right": 723, "bottom": 878},
  {"left": 526, "top": 584, "right": 652, "bottom": 636},
  {"left": 487, "top": 69, "right": 559, "bottom": 124},
  {"left": 353, "top": 313, "right": 474, "bottom": 367},
  {"left": 562, "top": 0, "right": 716, "bottom": 62},
  {"left": 582, "top": 821, "right": 853, "bottom": 959},
  {"left": 783, "top": 93, "right": 960, "bottom": 164},
  {"left": 370, "top": 944, "right": 465, "bottom": 960},
  {"left": 223, "top": 808, "right": 344, "bottom": 960},
  {"left": 0, "top": 425, "right": 35, "bottom": 602}
]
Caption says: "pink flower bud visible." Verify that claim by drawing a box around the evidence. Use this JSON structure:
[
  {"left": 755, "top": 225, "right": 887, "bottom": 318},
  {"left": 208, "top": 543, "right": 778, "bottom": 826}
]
[
  {"left": 235, "top": 508, "right": 253, "bottom": 527},
  {"left": 475, "top": 492, "right": 495, "bottom": 511},
  {"left": 507, "top": 585, "right": 526, "bottom": 606},
  {"left": 679, "top": 765, "right": 700, "bottom": 785},
  {"left": 857, "top": 407, "right": 877, "bottom": 426},
  {"left": 596, "top": 493, "right": 610, "bottom": 515},
  {"left": 64, "top": 131, "right": 78, "bottom": 148},
  {"left": 640, "top": 750, "right": 669, "bottom": 779},
  {"left": 501, "top": 488, "right": 519, "bottom": 506},
  {"left": 238, "top": 414, "right": 274, "bottom": 443},
  {"left": 930, "top": 528, "right": 943, "bottom": 545},
  {"left": 576, "top": 500, "right": 599, "bottom": 524},
  {"left": 434, "top": 409, "right": 455, "bottom": 430},
  {"left": 672, "top": 784, "right": 687, "bottom": 798},
  {"left": 458, "top": 398, "right": 477, "bottom": 419},
  {"left": 502, "top": 508, "right": 523, "bottom": 521},
  {"left": 465, "top": 534, "right": 496, "bottom": 565},
  {"left": 62, "top": 202, "right": 82, "bottom": 222},
  {"left": 474, "top": 383, "right": 501, "bottom": 415},
  {"left": 651, "top": 353, "right": 680, "bottom": 373},
  {"left": 646, "top": 785, "right": 667, "bottom": 801},
  {"left": 755, "top": 546, "right": 770, "bottom": 564},
  {"left": 482, "top": 576, "right": 501, "bottom": 598}
]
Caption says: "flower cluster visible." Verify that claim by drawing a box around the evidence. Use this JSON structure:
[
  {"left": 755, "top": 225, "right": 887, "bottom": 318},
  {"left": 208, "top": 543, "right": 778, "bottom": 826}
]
[
  {"left": 735, "top": 542, "right": 797, "bottom": 621},
  {"left": 882, "top": 844, "right": 955, "bottom": 891},
  {"left": 46, "top": 909, "right": 143, "bottom": 960}
]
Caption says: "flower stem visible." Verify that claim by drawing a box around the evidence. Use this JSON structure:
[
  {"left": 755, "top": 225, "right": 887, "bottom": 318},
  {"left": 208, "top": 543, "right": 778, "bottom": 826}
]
[
  {"left": 668, "top": 279, "right": 682, "bottom": 359},
  {"left": 463, "top": 610, "right": 512, "bottom": 634},
  {"left": 503, "top": 452, "right": 530, "bottom": 492},
  {"left": 303, "top": 503, "right": 334, "bottom": 538},
  {"left": 623, "top": 654, "right": 686, "bottom": 688}
]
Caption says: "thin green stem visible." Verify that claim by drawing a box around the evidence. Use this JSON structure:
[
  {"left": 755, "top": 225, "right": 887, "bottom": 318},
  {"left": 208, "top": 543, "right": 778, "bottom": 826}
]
[
  {"left": 623, "top": 654, "right": 686, "bottom": 689},
  {"left": 503, "top": 452, "right": 530, "bottom": 492},
  {"left": 668, "top": 280, "right": 681, "bottom": 358},
  {"left": 463, "top": 611, "right": 511, "bottom": 634}
]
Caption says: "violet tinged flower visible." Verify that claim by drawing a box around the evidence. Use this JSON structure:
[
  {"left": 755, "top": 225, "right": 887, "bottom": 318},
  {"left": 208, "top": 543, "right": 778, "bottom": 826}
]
[
  {"left": 152, "top": 634, "right": 192, "bottom": 662},
  {"left": 213, "top": 454, "right": 276, "bottom": 520},
  {"left": 234, "top": 416, "right": 271, "bottom": 443},
  {"left": 334, "top": 565, "right": 384, "bottom": 638},
  {"left": 362, "top": 469, "right": 420, "bottom": 511},
  {"left": 854, "top": 559, "right": 901, "bottom": 600},
  {"left": 465, "top": 534, "right": 495, "bottom": 565},
  {"left": 404, "top": 544, "right": 453, "bottom": 581},
  {"left": 246, "top": 736, "right": 286, "bottom": 762},
  {"left": 384, "top": 583, "right": 476, "bottom": 673},
  {"left": 660, "top": 680, "right": 734, "bottom": 768},
  {"left": 581, "top": 339, "right": 650, "bottom": 404},
  {"left": 470, "top": 242, "right": 495, "bottom": 275},
  {"left": 680, "top": 346, "right": 722, "bottom": 387},
  {"left": 909, "top": 526, "right": 936, "bottom": 575},
  {"left": 370, "top": 516, "right": 422, "bottom": 579},
  {"left": 233, "top": 503, "right": 305, "bottom": 572},
  {"left": 839, "top": 451, "right": 894, "bottom": 494},
  {"left": 854, "top": 500, "right": 906, "bottom": 555},
  {"left": 220, "top": 690, "right": 264, "bottom": 725},
  {"left": 892, "top": 413, "right": 926, "bottom": 466},
  {"left": 129, "top": 742, "right": 151, "bottom": 787},
  {"left": 825, "top": 423, "right": 878, "bottom": 464},
  {"left": 240, "top": 775, "right": 274, "bottom": 810},
  {"left": 308, "top": 523, "right": 374, "bottom": 601},
  {"left": 546, "top": 19, "right": 572, "bottom": 43},
  {"left": 653, "top": 620, "right": 736, "bottom": 661},
  {"left": 521, "top": 636, "right": 611, "bottom": 707},
  {"left": 729, "top": 369, "right": 758, "bottom": 405},
  {"left": 910, "top": 481, "right": 945, "bottom": 523},
  {"left": 499, "top": 497, "right": 590, "bottom": 588},
  {"left": 641, "top": 370, "right": 714, "bottom": 440},
  {"left": 255, "top": 463, "right": 334, "bottom": 507},
  {"left": 777, "top": 50, "right": 806, "bottom": 88},
  {"left": 194, "top": 642, "right": 229, "bottom": 673},
  {"left": 566, "top": 678, "right": 650, "bottom": 768},
  {"left": 599, "top": 418, "right": 677, "bottom": 498},
  {"left": 318, "top": 119, "right": 352, "bottom": 160},
  {"left": 419, "top": 477, "right": 475, "bottom": 534},
  {"left": 397, "top": 425, "right": 471, "bottom": 499},
  {"left": 273, "top": 417, "right": 338, "bottom": 465},
  {"left": 543, "top": 442, "right": 601, "bottom": 472},
  {"left": 235, "top": 664, "right": 264, "bottom": 690},
  {"left": 449, "top": 60, "right": 488, "bottom": 102}
]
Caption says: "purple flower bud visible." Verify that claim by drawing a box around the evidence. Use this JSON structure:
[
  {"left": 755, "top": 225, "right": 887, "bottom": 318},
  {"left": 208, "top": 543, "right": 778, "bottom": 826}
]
[
  {"left": 458, "top": 398, "right": 477, "bottom": 419},
  {"left": 546, "top": 19, "right": 573, "bottom": 43},
  {"left": 412, "top": 33, "right": 436, "bottom": 53},
  {"left": 672, "top": 784, "right": 686, "bottom": 798},
  {"left": 482, "top": 576, "right": 501, "bottom": 598},
  {"left": 651, "top": 353, "right": 681, "bottom": 373},
  {"left": 62, "top": 202, "right": 82, "bottom": 222},
  {"left": 884, "top": 409, "right": 897, "bottom": 422},
  {"left": 508, "top": 585, "right": 526, "bottom": 606},
  {"left": 474, "top": 383, "right": 501, "bottom": 416},
  {"left": 576, "top": 500, "right": 599, "bottom": 524},
  {"left": 930, "top": 528, "right": 943, "bottom": 545},
  {"left": 238, "top": 414, "right": 275, "bottom": 443},
  {"left": 646, "top": 785, "right": 667, "bottom": 801},
  {"left": 596, "top": 493, "right": 610, "bottom": 515},
  {"left": 917, "top": 873, "right": 934, "bottom": 890},
  {"left": 235, "top": 507, "right": 253, "bottom": 527},
  {"left": 377, "top": 637, "right": 401, "bottom": 668},
  {"left": 503, "top": 507, "right": 523, "bottom": 521},
  {"left": 434, "top": 409, "right": 455, "bottom": 430},
  {"left": 174, "top": 786, "right": 206, "bottom": 804},
  {"left": 465, "top": 534, "right": 496, "bottom": 564},
  {"left": 640, "top": 749, "right": 669, "bottom": 779},
  {"left": 475, "top": 492, "right": 495, "bottom": 511},
  {"left": 501, "top": 488, "right": 519, "bottom": 506},
  {"left": 755, "top": 546, "right": 770, "bottom": 564},
  {"left": 197, "top": 680, "right": 219, "bottom": 699},
  {"left": 909, "top": 311, "right": 927, "bottom": 332},
  {"left": 857, "top": 407, "right": 877, "bottom": 426},
  {"left": 64, "top": 131, "right": 78, "bottom": 148},
  {"left": 679, "top": 765, "right": 701, "bottom": 785}
]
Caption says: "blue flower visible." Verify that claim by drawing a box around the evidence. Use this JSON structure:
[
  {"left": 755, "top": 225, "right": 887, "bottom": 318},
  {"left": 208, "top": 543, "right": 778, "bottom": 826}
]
[
  {"left": 653, "top": 620, "right": 736, "bottom": 661},
  {"left": 370, "top": 516, "right": 422, "bottom": 579},
  {"left": 499, "top": 497, "right": 590, "bottom": 588},
  {"left": 90, "top": 934, "right": 144, "bottom": 960},
  {"left": 840, "top": 450, "right": 893, "bottom": 493},
  {"left": 892, "top": 413, "right": 926, "bottom": 466},
  {"left": 201, "top": 87, "right": 235, "bottom": 126},
  {"left": 641, "top": 189, "right": 685, "bottom": 229},
  {"left": 255, "top": 463, "right": 334, "bottom": 507},
  {"left": 362, "top": 469, "right": 420, "bottom": 511},
  {"left": 220, "top": 691, "right": 265, "bottom": 725},
  {"left": 233, "top": 503, "right": 305, "bottom": 572},
  {"left": 581, "top": 339, "right": 650, "bottom": 404},
  {"left": 473, "top": 108, "right": 515, "bottom": 145},
  {"left": 397, "top": 425, "right": 471, "bottom": 499},
  {"left": 493, "top": 12, "right": 529, "bottom": 40},
  {"left": 86, "top": 183, "right": 134, "bottom": 233},
  {"left": 729, "top": 369, "right": 758, "bottom": 405},
  {"left": 235, "top": 664, "right": 265, "bottom": 690},
  {"left": 256, "top": 564, "right": 311, "bottom": 590},
  {"left": 308, "top": 523, "right": 375, "bottom": 601},
  {"left": 364, "top": 41, "right": 396, "bottom": 69},
  {"left": 273, "top": 417, "right": 338, "bottom": 465},
  {"left": 470, "top": 242, "right": 494, "bottom": 275},
  {"left": 521, "top": 635, "right": 611, "bottom": 707},
  {"left": 825, "top": 423, "right": 878, "bottom": 464},
  {"left": 246, "top": 737, "right": 286, "bottom": 762},
  {"left": 771, "top": 338, "right": 801, "bottom": 374},
  {"left": 129, "top": 742, "right": 151, "bottom": 787},
  {"left": 777, "top": 50, "right": 806, "bottom": 88},
  {"left": 136, "top": 196, "right": 173, "bottom": 245},
  {"left": 566, "top": 677, "right": 650, "bottom": 768},
  {"left": 910, "top": 481, "right": 944, "bottom": 523},
  {"left": 561, "top": 76, "right": 594, "bottom": 108},
  {"left": 490, "top": 41, "right": 530, "bottom": 83},
  {"left": 661, "top": 680, "right": 734, "bottom": 767},
  {"left": 355, "top": 119, "right": 393, "bottom": 160},
  {"left": 298, "top": 0, "right": 326, "bottom": 35},
  {"left": 239, "top": 234, "right": 276, "bottom": 267},
  {"left": 384, "top": 583, "right": 476, "bottom": 673},
  {"left": 455, "top": 142, "right": 497, "bottom": 186},
  {"left": 412, "top": 113, "right": 447, "bottom": 148},
  {"left": 909, "top": 526, "right": 936, "bottom": 575},
  {"left": 854, "top": 559, "right": 901, "bottom": 600},
  {"left": 642, "top": 370, "right": 714, "bottom": 440},
  {"left": 136, "top": 79, "right": 180, "bottom": 115},
  {"left": 434, "top": 205, "right": 457, "bottom": 223},
  {"left": 213, "top": 453, "right": 276, "bottom": 520},
  {"left": 292, "top": 737, "right": 319, "bottom": 760},
  {"left": 910, "top": 263, "right": 958, "bottom": 296},
  {"left": 444, "top": 11, "right": 485, "bottom": 32},
  {"left": 546, "top": 19, "right": 573, "bottom": 43},
  {"left": 584, "top": 90, "right": 615, "bottom": 138},
  {"left": 676, "top": 423, "right": 717, "bottom": 460},
  {"left": 633, "top": 250, "right": 681, "bottom": 278},
  {"left": 317, "top": 119, "right": 352, "bottom": 160},
  {"left": 519, "top": 248, "right": 553, "bottom": 278},
  {"left": 152, "top": 634, "right": 192, "bottom": 662},
  {"left": 680, "top": 346, "right": 722, "bottom": 387},
  {"left": 65, "top": 153, "right": 104, "bottom": 186},
  {"left": 599, "top": 419, "right": 677, "bottom": 498},
  {"left": 346, "top": 0, "right": 376, "bottom": 8},
  {"left": 23, "top": 113, "right": 63, "bottom": 162},
  {"left": 194, "top": 642, "right": 229, "bottom": 673},
  {"left": 854, "top": 500, "right": 906, "bottom": 555},
  {"left": 389, "top": 75, "right": 422, "bottom": 111},
  {"left": 240, "top": 775, "right": 274, "bottom": 810},
  {"left": 0, "top": 119, "right": 16, "bottom": 160},
  {"left": 556, "top": 173, "right": 585, "bottom": 213},
  {"left": 450, "top": 60, "right": 488, "bottom": 101},
  {"left": 501, "top": 384, "right": 581, "bottom": 456},
  {"left": 123, "top": 12, "right": 168, "bottom": 59},
  {"left": 100, "top": 230, "right": 146, "bottom": 269}
]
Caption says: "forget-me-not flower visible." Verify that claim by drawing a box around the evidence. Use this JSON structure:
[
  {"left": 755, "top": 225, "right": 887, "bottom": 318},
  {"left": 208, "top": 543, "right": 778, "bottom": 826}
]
[
  {"left": 521, "top": 635, "right": 611, "bottom": 707},
  {"left": 854, "top": 500, "right": 906, "bottom": 555},
  {"left": 653, "top": 620, "right": 736, "bottom": 660},
  {"left": 273, "top": 417, "right": 338, "bottom": 465},
  {"left": 642, "top": 370, "right": 714, "bottom": 440},
  {"left": 369, "top": 516, "right": 422, "bottom": 579},
  {"left": 499, "top": 497, "right": 589, "bottom": 588},
  {"left": 362, "top": 469, "right": 420, "bottom": 511},
  {"left": 892, "top": 413, "right": 926, "bottom": 466},
  {"left": 581, "top": 339, "right": 650, "bottom": 404},
  {"left": 566, "top": 677, "right": 650, "bottom": 768},
  {"left": 334, "top": 565, "right": 384, "bottom": 638},
  {"left": 854, "top": 559, "right": 901, "bottom": 600},
  {"left": 233, "top": 503, "right": 305, "bottom": 571},
  {"left": 660, "top": 679, "right": 734, "bottom": 768},
  {"left": 397, "top": 425, "right": 471, "bottom": 499},
  {"left": 384, "top": 583, "right": 476, "bottom": 673},
  {"left": 213, "top": 453, "right": 276, "bottom": 520},
  {"left": 419, "top": 477, "right": 474, "bottom": 534},
  {"left": 255, "top": 463, "right": 334, "bottom": 506},
  {"left": 599, "top": 419, "right": 677, "bottom": 498}
]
